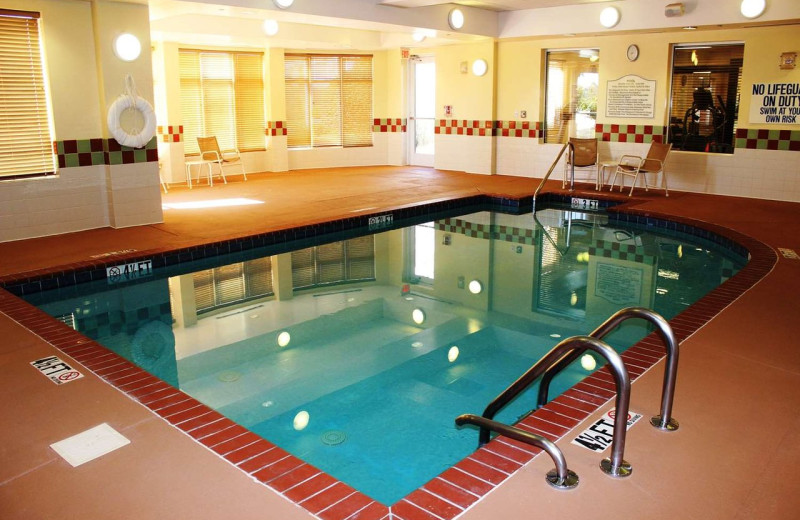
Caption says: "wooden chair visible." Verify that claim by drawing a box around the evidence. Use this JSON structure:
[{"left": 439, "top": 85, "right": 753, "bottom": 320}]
[
  {"left": 608, "top": 141, "right": 672, "bottom": 196},
  {"left": 197, "top": 136, "right": 247, "bottom": 183},
  {"left": 563, "top": 137, "right": 599, "bottom": 189}
]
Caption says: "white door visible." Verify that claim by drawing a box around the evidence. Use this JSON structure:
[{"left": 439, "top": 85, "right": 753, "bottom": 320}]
[{"left": 409, "top": 57, "right": 435, "bottom": 167}]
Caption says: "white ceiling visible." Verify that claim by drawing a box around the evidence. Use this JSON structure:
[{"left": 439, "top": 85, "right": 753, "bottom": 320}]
[
  {"left": 146, "top": 0, "right": 800, "bottom": 51},
  {"left": 376, "top": 0, "right": 607, "bottom": 10}
]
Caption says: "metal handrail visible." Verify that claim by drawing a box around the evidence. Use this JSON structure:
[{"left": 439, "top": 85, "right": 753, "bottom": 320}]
[
  {"left": 536, "top": 307, "right": 680, "bottom": 432},
  {"left": 532, "top": 142, "right": 571, "bottom": 210},
  {"left": 455, "top": 414, "right": 579, "bottom": 490},
  {"left": 474, "top": 335, "right": 633, "bottom": 477}
]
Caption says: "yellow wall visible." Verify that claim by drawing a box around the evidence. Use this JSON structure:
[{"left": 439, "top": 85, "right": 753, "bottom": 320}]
[
  {"left": 430, "top": 40, "right": 496, "bottom": 120},
  {"left": 495, "top": 24, "right": 800, "bottom": 130}
]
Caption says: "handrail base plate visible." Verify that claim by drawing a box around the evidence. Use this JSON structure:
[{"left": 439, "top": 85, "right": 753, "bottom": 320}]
[
  {"left": 600, "top": 458, "right": 632, "bottom": 478},
  {"left": 650, "top": 414, "right": 680, "bottom": 431},
  {"left": 545, "top": 468, "right": 579, "bottom": 490}
]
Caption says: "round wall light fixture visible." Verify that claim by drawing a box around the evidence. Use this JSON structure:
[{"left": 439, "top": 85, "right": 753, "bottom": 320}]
[
  {"left": 113, "top": 33, "right": 141, "bottom": 62},
  {"left": 468, "top": 279, "right": 483, "bottom": 294},
  {"left": 412, "top": 308, "right": 426, "bottom": 325},
  {"left": 273, "top": 0, "right": 294, "bottom": 8},
  {"left": 277, "top": 331, "right": 291, "bottom": 347},
  {"left": 740, "top": 0, "right": 766, "bottom": 19},
  {"left": 599, "top": 6, "right": 620, "bottom": 28},
  {"left": 448, "top": 8, "right": 465, "bottom": 30},
  {"left": 263, "top": 19, "right": 279, "bottom": 36},
  {"left": 472, "top": 59, "right": 488, "bottom": 77}
]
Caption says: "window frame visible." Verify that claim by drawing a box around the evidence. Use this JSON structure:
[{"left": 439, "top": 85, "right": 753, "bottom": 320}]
[
  {"left": 284, "top": 53, "right": 374, "bottom": 149},
  {"left": 666, "top": 41, "right": 744, "bottom": 155},
  {"left": 179, "top": 48, "right": 266, "bottom": 156},
  {"left": 0, "top": 9, "right": 55, "bottom": 179}
]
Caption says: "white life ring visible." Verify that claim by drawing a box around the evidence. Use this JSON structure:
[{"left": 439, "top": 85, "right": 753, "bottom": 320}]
[{"left": 107, "top": 92, "right": 156, "bottom": 149}]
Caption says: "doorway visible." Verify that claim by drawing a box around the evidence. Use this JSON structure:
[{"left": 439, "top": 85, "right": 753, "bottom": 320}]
[{"left": 408, "top": 56, "right": 435, "bottom": 167}]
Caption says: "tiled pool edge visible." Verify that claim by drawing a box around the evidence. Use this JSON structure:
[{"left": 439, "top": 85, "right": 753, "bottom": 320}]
[{"left": 0, "top": 196, "right": 777, "bottom": 520}]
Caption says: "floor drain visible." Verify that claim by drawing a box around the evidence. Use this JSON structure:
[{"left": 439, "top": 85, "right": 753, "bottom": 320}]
[
  {"left": 320, "top": 430, "right": 347, "bottom": 446},
  {"left": 217, "top": 371, "right": 241, "bottom": 382}
]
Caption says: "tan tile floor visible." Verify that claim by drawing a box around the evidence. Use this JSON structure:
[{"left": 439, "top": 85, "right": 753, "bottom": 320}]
[{"left": 1, "top": 166, "right": 799, "bottom": 519}]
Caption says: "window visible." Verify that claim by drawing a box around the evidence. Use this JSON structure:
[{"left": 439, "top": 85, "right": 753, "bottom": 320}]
[
  {"left": 667, "top": 43, "right": 743, "bottom": 154},
  {"left": 179, "top": 49, "right": 265, "bottom": 155},
  {"left": 192, "top": 257, "right": 273, "bottom": 313},
  {"left": 0, "top": 10, "right": 54, "bottom": 178},
  {"left": 544, "top": 49, "right": 599, "bottom": 144},
  {"left": 284, "top": 54, "right": 373, "bottom": 148},
  {"left": 291, "top": 236, "right": 375, "bottom": 290}
]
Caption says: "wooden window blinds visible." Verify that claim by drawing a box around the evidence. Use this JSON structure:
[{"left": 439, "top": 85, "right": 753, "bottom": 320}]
[
  {"left": 0, "top": 10, "right": 54, "bottom": 178},
  {"left": 192, "top": 257, "right": 274, "bottom": 313},
  {"left": 179, "top": 49, "right": 265, "bottom": 155},
  {"left": 291, "top": 236, "right": 375, "bottom": 290},
  {"left": 284, "top": 54, "right": 373, "bottom": 149}
]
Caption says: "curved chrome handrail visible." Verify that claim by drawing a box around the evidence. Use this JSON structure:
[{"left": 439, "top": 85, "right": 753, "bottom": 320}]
[
  {"left": 455, "top": 414, "right": 579, "bottom": 490},
  {"left": 537, "top": 306, "right": 680, "bottom": 431},
  {"left": 533, "top": 142, "right": 571, "bottom": 211},
  {"left": 476, "top": 335, "right": 632, "bottom": 476}
]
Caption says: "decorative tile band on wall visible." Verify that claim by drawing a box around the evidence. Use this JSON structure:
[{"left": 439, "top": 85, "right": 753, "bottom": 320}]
[
  {"left": 589, "top": 239, "right": 655, "bottom": 265},
  {"left": 157, "top": 125, "right": 183, "bottom": 143},
  {"left": 373, "top": 118, "right": 406, "bottom": 133},
  {"left": 735, "top": 128, "right": 800, "bottom": 151},
  {"left": 435, "top": 119, "right": 494, "bottom": 136},
  {"left": 267, "top": 121, "right": 287, "bottom": 136},
  {"left": 436, "top": 217, "right": 538, "bottom": 245},
  {"left": 493, "top": 120, "right": 543, "bottom": 138},
  {"left": 596, "top": 124, "right": 665, "bottom": 143},
  {"left": 54, "top": 137, "right": 158, "bottom": 168}
]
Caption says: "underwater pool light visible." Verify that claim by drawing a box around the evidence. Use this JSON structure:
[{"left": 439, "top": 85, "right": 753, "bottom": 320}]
[
  {"left": 277, "top": 331, "right": 291, "bottom": 347},
  {"left": 448, "top": 346, "right": 460, "bottom": 363},
  {"left": 581, "top": 353, "right": 597, "bottom": 371},
  {"left": 293, "top": 410, "right": 310, "bottom": 430},
  {"left": 468, "top": 280, "right": 483, "bottom": 294}
]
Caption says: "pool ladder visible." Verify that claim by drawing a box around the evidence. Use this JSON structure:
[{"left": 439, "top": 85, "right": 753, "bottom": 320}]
[{"left": 455, "top": 307, "right": 680, "bottom": 490}]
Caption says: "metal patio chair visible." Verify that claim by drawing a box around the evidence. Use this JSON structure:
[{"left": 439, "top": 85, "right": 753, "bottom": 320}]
[
  {"left": 563, "top": 137, "right": 599, "bottom": 190},
  {"left": 197, "top": 136, "right": 247, "bottom": 183},
  {"left": 608, "top": 141, "right": 672, "bottom": 196}
]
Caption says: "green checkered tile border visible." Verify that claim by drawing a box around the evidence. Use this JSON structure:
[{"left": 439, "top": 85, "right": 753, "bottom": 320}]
[
  {"left": 436, "top": 218, "right": 538, "bottom": 245},
  {"left": 588, "top": 239, "right": 655, "bottom": 265},
  {"left": 55, "top": 137, "right": 158, "bottom": 168},
  {"left": 734, "top": 128, "right": 800, "bottom": 151},
  {"left": 76, "top": 302, "right": 171, "bottom": 340},
  {"left": 596, "top": 124, "right": 665, "bottom": 144}
]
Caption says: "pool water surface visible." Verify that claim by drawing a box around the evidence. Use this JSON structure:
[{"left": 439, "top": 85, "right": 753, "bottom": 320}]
[{"left": 24, "top": 207, "right": 746, "bottom": 504}]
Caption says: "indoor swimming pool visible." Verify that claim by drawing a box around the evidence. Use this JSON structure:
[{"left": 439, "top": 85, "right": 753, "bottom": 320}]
[{"left": 23, "top": 205, "right": 747, "bottom": 505}]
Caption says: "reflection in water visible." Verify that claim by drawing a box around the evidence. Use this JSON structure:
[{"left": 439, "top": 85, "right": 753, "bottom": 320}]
[{"left": 26, "top": 207, "right": 746, "bottom": 505}]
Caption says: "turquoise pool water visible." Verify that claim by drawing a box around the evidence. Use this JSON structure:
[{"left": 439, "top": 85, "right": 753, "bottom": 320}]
[{"left": 25, "top": 207, "right": 746, "bottom": 504}]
